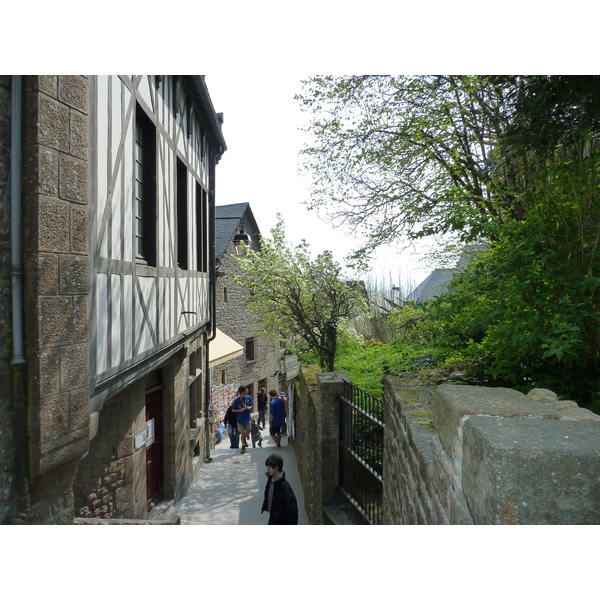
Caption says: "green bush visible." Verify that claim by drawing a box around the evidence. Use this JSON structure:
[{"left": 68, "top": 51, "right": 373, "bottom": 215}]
[{"left": 422, "top": 157, "right": 600, "bottom": 409}]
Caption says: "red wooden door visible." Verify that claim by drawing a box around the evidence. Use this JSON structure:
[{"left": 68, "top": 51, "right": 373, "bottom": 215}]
[{"left": 145, "top": 389, "right": 164, "bottom": 511}]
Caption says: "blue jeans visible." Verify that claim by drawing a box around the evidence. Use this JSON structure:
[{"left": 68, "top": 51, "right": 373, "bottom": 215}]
[
  {"left": 227, "top": 424, "right": 239, "bottom": 448},
  {"left": 258, "top": 408, "right": 267, "bottom": 429}
]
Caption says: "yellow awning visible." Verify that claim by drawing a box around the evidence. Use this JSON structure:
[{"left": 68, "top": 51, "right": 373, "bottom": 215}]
[{"left": 209, "top": 328, "right": 244, "bottom": 367}]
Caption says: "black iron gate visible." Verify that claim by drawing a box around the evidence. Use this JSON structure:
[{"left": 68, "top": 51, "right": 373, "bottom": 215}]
[{"left": 338, "top": 381, "right": 384, "bottom": 525}]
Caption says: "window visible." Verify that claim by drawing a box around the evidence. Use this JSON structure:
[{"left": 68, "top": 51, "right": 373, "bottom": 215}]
[
  {"left": 176, "top": 158, "right": 188, "bottom": 269},
  {"left": 223, "top": 287, "right": 228, "bottom": 303},
  {"left": 196, "top": 182, "right": 208, "bottom": 272},
  {"left": 245, "top": 337, "right": 255, "bottom": 362},
  {"left": 134, "top": 105, "right": 156, "bottom": 266}
]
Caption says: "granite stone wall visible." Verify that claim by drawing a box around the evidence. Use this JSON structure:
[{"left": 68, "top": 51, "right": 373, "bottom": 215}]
[
  {"left": 18, "top": 75, "right": 91, "bottom": 523},
  {"left": 74, "top": 379, "right": 146, "bottom": 519},
  {"left": 214, "top": 241, "right": 281, "bottom": 397},
  {"left": 74, "top": 342, "right": 208, "bottom": 520},
  {"left": 0, "top": 76, "right": 92, "bottom": 523},
  {"left": 290, "top": 367, "right": 351, "bottom": 524},
  {"left": 293, "top": 364, "right": 600, "bottom": 525},
  {"left": 383, "top": 379, "right": 600, "bottom": 525},
  {"left": 382, "top": 379, "right": 473, "bottom": 524},
  {"left": 290, "top": 364, "right": 323, "bottom": 524}
]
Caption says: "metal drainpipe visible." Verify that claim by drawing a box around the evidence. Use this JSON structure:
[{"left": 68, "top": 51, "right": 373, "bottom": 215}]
[
  {"left": 204, "top": 156, "right": 218, "bottom": 460},
  {"left": 10, "top": 75, "right": 30, "bottom": 514}
]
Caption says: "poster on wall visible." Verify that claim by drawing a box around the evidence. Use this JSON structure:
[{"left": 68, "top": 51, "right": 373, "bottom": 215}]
[{"left": 209, "top": 382, "right": 239, "bottom": 433}]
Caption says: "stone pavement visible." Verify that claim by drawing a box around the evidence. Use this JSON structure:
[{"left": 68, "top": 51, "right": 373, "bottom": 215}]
[{"left": 163, "top": 430, "right": 309, "bottom": 525}]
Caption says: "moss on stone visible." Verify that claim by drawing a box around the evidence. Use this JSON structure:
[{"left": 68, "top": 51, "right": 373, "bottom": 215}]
[
  {"left": 412, "top": 411, "right": 433, "bottom": 419},
  {"left": 418, "top": 422, "right": 436, "bottom": 431}
]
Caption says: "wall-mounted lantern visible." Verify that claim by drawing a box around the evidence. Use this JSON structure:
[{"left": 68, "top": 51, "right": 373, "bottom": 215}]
[{"left": 233, "top": 222, "right": 251, "bottom": 256}]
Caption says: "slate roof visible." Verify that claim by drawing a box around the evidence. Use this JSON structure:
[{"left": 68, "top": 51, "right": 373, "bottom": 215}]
[
  {"left": 215, "top": 203, "right": 260, "bottom": 259},
  {"left": 406, "top": 243, "right": 489, "bottom": 303},
  {"left": 406, "top": 268, "right": 456, "bottom": 302}
]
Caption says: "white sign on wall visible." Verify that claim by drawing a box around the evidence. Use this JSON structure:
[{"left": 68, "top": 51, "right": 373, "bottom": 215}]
[
  {"left": 145, "top": 419, "right": 155, "bottom": 447},
  {"left": 134, "top": 431, "right": 147, "bottom": 450}
]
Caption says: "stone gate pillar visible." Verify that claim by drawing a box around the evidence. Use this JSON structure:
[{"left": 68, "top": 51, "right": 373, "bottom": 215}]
[{"left": 316, "top": 372, "right": 349, "bottom": 505}]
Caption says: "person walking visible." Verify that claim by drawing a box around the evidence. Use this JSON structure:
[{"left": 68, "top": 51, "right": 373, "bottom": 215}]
[
  {"left": 232, "top": 385, "right": 253, "bottom": 453},
  {"left": 223, "top": 402, "right": 239, "bottom": 449},
  {"left": 261, "top": 454, "right": 298, "bottom": 525},
  {"left": 280, "top": 391, "right": 288, "bottom": 435},
  {"left": 268, "top": 389, "right": 285, "bottom": 447},
  {"left": 256, "top": 387, "right": 268, "bottom": 430},
  {"left": 250, "top": 419, "right": 263, "bottom": 447}
]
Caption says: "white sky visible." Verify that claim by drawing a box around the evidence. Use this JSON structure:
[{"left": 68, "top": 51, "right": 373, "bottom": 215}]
[
  {"left": 10, "top": 1, "right": 596, "bottom": 293},
  {"left": 205, "top": 72, "right": 436, "bottom": 291},
  {"left": 197, "top": 8, "right": 598, "bottom": 292}
]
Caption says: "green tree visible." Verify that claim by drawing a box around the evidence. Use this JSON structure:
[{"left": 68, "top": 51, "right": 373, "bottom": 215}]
[
  {"left": 296, "top": 75, "right": 528, "bottom": 264},
  {"left": 299, "top": 75, "right": 600, "bottom": 407},
  {"left": 233, "top": 216, "right": 366, "bottom": 371},
  {"left": 500, "top": 75, "right": 600, "bottom": 155}
]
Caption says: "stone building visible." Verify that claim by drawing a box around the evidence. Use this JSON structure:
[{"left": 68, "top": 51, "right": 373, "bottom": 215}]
[
  {"left": 213, "top": 203, "right": 283, "bottom": 409},
  {"left": 0, "top": 75, "right": 227, "bottom": 524}
]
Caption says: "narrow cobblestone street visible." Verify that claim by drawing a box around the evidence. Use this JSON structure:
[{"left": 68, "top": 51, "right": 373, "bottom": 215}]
[{"left": 163, "top": 433, "right": 309, "bottom": 525}]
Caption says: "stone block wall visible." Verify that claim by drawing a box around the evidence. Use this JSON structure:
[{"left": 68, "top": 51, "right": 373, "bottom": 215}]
[
  {"left": 383, "top": 379, "right": 600, "bottom": 525},
  {"left": 74, "top": 379, "right": 146, "bottom": 519},
  {"left": 291, "top": 366, "right": 600, "bottom": 525},
  {"left": 290, "top": 366, "right": 349, "bottom": 524},
  {"left": 382, "top": 379, "right": 473, "bottom": 524},
  {"left": 291, "top": 364, "right": 323, "bottom": 524},
  {"left": 462, "top": 417, "right": 600, "bottom": 524},
  {"left": 18, "top": 75, "right": 91, "bottom": 523},
  {"left": 167, "top": 340, "right": 207, "bottom": 502},
  {"left": 214, "top": 246, "right": 281, "bottom": 396},
  {"left": 74, "top": 342, "right": 208, "bottom": 520},
  {"left": 0, "top": 76, "right": 91, "bottom": 523}
]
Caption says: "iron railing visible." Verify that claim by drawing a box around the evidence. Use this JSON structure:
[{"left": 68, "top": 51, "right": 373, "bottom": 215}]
[{"left": 338, "top": 381, "right": 384, "bottom": 525}]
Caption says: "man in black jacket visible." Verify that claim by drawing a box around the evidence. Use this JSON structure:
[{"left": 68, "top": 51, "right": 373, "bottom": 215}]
[
  {"left": 261, "top": 454, "right": 298, "bottom": 525},
  {"left": 223, "top": 403, "right": 239, "bottom": 449}
]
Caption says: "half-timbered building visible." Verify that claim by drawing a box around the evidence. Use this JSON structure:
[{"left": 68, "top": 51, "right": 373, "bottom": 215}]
[{"left": 0, "top": 75, "right": 226, "bottom": 523}]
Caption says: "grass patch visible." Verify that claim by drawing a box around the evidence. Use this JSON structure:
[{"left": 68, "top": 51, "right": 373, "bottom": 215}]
[{"left": 334, "top": 341, "right": 443, "bottom": 397}]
